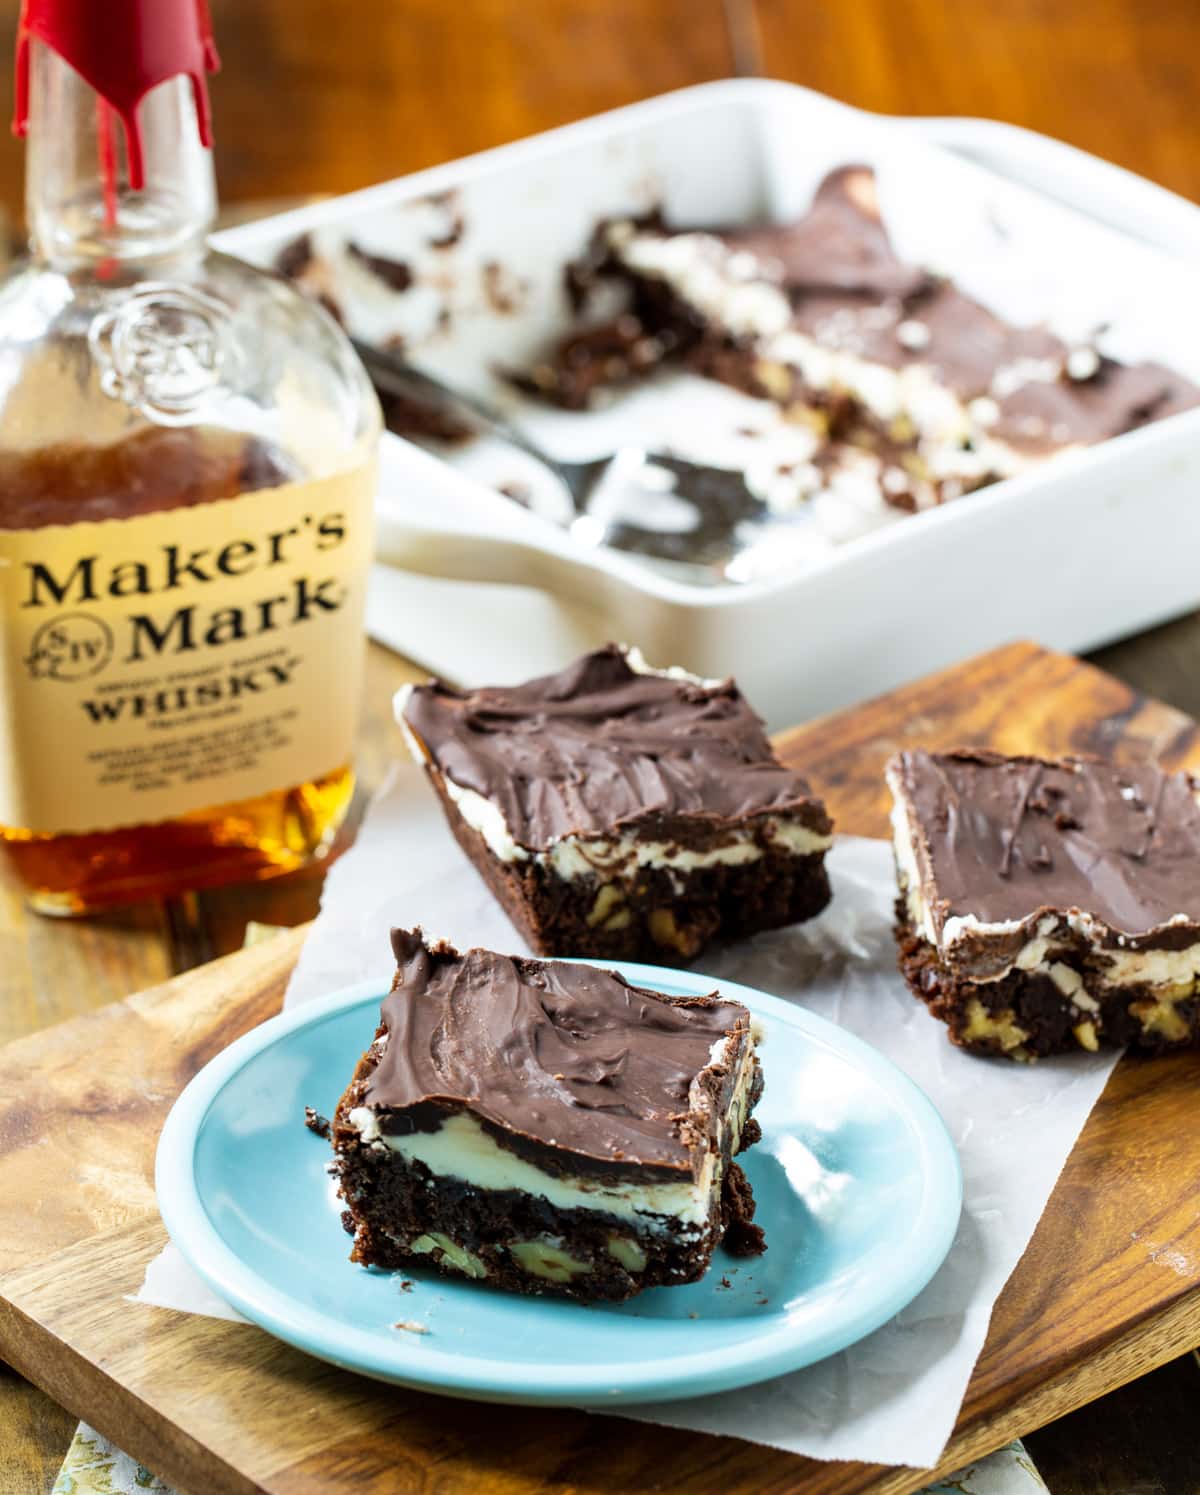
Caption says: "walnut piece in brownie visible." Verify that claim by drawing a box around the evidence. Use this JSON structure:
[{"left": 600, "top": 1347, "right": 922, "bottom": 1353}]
[
  {"left": 333, "top": 929, "right": 765, "bottom": 1302},
  {"left": 888, "top": 748, "right": 1200, "bottom": 1059},
  {"left": 397, "top": 644, "right": 833, "bottom": 964}
]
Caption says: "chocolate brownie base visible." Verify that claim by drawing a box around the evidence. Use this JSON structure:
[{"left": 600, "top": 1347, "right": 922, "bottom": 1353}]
[
  {"left": 333, "top": 930, "right": 768, "bottom": 1301},
  {"left": 335, "top": 1147, "right": 762, "bottom": 1302},
  {"left": 431, "top": 770, "right": 830, "bottom": 963},
  {"left": 894, "top": 901, "right": 1200, "bottom": 1059}
]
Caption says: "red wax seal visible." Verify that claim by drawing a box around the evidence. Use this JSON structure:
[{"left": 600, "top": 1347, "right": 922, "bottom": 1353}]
[{"left": 13, "top": 0, "right": 220, "bottom": 189}]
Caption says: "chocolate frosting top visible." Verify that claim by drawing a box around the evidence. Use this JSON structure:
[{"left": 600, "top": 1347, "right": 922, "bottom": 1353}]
[
  {"left": 403, "top": 645, "right": 830, "bottom": 850},
  {"left": 719, "top": 166, "right": 932, "bottom": 302},
  {"left": 894, "top": 748, "right": 1200, "bottom": 943},
  {"left": 707, "top": 167, "right": 1200, "bottom": 448},
  {"left": 989, "top": 357, "right": 1200, "bottom": 452},
  {"left": 362, "top": 929, "right": 748, "bottom": 1173}
]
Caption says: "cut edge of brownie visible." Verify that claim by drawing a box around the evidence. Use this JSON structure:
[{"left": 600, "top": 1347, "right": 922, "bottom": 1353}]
[
  {"left": 424, "top": 764, "right": 831, "bottom": 964},
  {"left": 331, "top": 935, "right": 767, "bottom": 1300},
  {"left": 893, "top": 898, "right": 1200, "bottom": 1059},
  {"left": 887, "top": 749, "right": 1200, "bottom": 1059}
]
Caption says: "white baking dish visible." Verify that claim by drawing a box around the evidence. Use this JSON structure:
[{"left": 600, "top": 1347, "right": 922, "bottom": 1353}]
[{"left": 217, "top": 80, "right": 1200, "bottom": 728}]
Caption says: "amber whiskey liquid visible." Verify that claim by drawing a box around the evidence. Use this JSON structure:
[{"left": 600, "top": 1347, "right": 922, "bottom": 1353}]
[{"left": 3, "top": 765, "right": 355, "bottom": 913}]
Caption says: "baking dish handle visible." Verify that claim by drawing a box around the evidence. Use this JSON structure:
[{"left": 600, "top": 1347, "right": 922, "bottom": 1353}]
[
  {"left": 374, "top": 507, "right": 625, "bottom": 601},
  {"left": 902, "top": 115, "right": 1200, "bottom": 259}
]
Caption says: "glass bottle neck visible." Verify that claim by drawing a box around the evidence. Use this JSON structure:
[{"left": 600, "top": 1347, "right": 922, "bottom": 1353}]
[{"left": 24, "top": 40, "right": 216, "bottom": 271}]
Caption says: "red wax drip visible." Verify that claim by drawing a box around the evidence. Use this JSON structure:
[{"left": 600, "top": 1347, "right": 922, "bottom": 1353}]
[
  {"left": 13, "top": 0, "right": 220, "bottom": 190},
  {"left": 96, "top": 97, "right": 118, "bottom": 230}
]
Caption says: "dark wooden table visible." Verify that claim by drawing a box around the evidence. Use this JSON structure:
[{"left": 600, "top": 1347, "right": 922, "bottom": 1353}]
[
  {"left": 1, "top": 1, "right": 1199, "bottom": 1489},
  {"left": 3, "top": 0, "right": 1200, "bottom": 214}
]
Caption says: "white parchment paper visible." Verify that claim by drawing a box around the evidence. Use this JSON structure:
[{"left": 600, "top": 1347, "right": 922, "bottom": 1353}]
[{"left": 137, "top": 762, "right": 1118, "bottom": 1468}]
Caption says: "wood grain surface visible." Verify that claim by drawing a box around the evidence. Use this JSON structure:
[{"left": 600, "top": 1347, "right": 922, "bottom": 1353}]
[
  {"left": 751, "top": 0, "right": 1200, "bottom": 203},
  {"left": 0, "top": 642, "right": 1197, "bottom": 1495},
  {"left": 2, "top": 0, "right": 1200, "bottom": 214}
]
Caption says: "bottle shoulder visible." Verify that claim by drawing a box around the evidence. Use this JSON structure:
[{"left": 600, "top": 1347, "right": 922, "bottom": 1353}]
[{"left": 0, "top": 249, "right": 380, "bottom": 482}]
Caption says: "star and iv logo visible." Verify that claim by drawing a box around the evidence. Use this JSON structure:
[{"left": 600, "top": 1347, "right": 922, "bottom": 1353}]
[{"left": 24, "top": 613, "right": 115, "bottom": 682}]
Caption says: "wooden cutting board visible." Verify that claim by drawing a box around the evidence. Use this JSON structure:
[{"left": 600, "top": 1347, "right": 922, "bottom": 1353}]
[{"left": 1, "top": 640, "right": 1197, "bottom": 1495}]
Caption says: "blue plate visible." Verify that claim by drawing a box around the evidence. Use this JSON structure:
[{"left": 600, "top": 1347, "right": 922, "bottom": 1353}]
[{"left": 156, "top": 964, "right": 961, "bottom": 1405}]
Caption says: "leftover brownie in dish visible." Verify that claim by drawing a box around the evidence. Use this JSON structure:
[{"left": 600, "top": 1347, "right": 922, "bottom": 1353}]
[
  {"left": 397, "top": 644, "right": 833, "bottom": 963},
  {"left": 333, "top": 928, "right": 765, "bottom": 1301},
  {"left": 888, "top": 747, "right": 1200, "bottom": 1059},
  {"left": 521, "top": 166, "right": 1200, "bottom": 519}
]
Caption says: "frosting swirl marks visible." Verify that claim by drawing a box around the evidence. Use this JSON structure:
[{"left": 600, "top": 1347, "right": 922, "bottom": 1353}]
[
  {"left": 402, "top": 645, "right": 830, "bottom": 851},
  {"left": 363, "top": 929, "right": 749, "bottom": 1173}
]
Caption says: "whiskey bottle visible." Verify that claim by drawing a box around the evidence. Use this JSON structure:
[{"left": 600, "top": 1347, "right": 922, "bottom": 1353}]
[{"left": 0, "top": 0, "right": 381, "bottom": 912}]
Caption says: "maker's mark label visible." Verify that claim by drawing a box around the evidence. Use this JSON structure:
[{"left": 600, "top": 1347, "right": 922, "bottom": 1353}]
[{"left": 0, "top": 463, "right": 376, "bottom": 835}]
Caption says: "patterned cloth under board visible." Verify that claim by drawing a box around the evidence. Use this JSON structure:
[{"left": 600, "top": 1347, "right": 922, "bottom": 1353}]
[{"left": 52, "top": 1423, "right": 1049, "bottom": 1494}]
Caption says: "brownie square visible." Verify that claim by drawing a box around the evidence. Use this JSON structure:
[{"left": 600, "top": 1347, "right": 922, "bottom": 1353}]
[
  {"left": 887, "top": 748, "right": 1200, "bottom": 1059},
  {"left": 397, "top": 644, "right": 832, "bottom": 964},
  {"left": 333, "top": 929, "right": 765, "bottom": 1302}
]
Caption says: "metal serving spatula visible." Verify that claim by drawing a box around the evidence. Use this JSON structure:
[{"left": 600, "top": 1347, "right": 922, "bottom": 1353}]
[{"left": 351, "top": 337, "right": 765, "bottom": 581}]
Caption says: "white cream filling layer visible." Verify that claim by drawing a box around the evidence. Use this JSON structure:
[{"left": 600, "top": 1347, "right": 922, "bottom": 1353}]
[
  {"left": 887, "top": 766, "right": 1200, "bottom": 994},
  {"left": 537, "top": 816, "right": 832, "bottom": 878},
  {"left": 437, "top": 780, "right": 832, "bottom": 874},
  {"left": 1101, "top": 941, "right": 1200, "bottom": 986},
  {"left": 349, "top": 1038, "right": 757, "bottom": 1233},
  {"left": 608, "top": 224, "right": 1048, "bottom": 485},
  {"left": 621, "top": 644, "right": 722, "bottom": 688},
  {"left": 930, "top": 899, "right": 1200, "bottom": 991},
  {"left": 396, "top": 665, "right": 832, "bottom": 877},
  {"left": 887, "top": 772, "right": 938, "bottom": 946}
]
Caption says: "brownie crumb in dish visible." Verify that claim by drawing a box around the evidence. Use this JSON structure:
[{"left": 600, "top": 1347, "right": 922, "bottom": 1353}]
[
  {"left": 332, "top": 929, "right": 765, "bottom": 1301},
  {"left": 396, "top": 644, "right": 833, "bottom": 964},
  {"left": 521, "top": 165, "right": 1200, "bottom": 520},
  {"left": 887, "top": 747, "right": 1200, "bottom": 1059}
]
